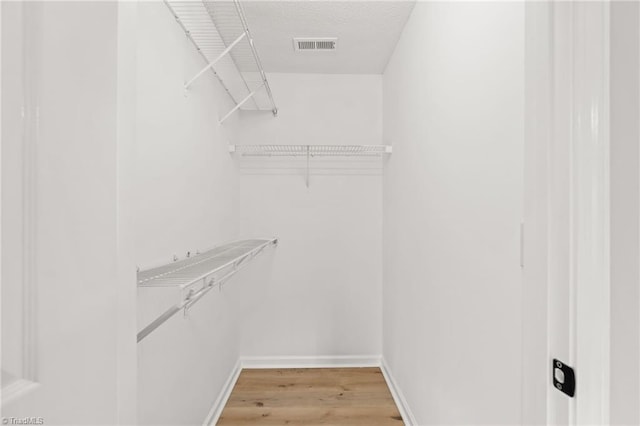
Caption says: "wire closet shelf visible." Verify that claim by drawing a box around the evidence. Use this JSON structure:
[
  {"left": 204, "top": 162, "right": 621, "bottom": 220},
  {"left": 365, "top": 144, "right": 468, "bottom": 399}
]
[
  {"left": 229, "top": 144, "right": 393, "bottom": 157},
  {"left": 137, "top": 238, "right": 277, "bottom": 343},
  {"left": 165, "top": 0, "right": 277, "bottom": 123},
  {"left": 229, "top": 144, "right": 393, "bottom": 188}
]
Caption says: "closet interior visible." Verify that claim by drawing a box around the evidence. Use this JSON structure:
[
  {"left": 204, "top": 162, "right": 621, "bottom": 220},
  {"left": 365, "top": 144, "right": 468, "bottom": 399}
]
[{"left": 1, "top": 1, "right": 636, "bottom": 425}]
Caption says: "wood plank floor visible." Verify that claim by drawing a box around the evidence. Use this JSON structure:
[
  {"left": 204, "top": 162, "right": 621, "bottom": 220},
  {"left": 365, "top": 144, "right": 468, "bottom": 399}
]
[{"left": 217, "top": 367, "right": 404, "bottom": 425}]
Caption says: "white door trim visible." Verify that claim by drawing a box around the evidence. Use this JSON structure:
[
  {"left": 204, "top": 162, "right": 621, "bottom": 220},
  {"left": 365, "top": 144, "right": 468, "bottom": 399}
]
[
  {"left": 1, "top": 2, "right": 41, "bottom": 406},
  {"left": 571, "top": 3, "right": 610, "bottom": 424},
  {"left": 523, "top": 2, "right": 611, "bottom": 424}
]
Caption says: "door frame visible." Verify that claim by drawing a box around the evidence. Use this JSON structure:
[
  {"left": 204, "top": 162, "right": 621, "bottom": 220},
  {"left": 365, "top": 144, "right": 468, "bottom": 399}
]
[
  {"left": 523, "top": 1, "right": 611, "bottom": 424},
  {"left": 1, "top": 1, "right": 41, "bottom": 405}
]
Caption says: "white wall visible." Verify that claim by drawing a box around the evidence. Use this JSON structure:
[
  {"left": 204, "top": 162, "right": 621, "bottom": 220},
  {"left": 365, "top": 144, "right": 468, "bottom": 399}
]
[
  {"left": 382, "top": 2, "right": 524, "bottom": 424},
  {"left": 133, "top": 3, "right": 248, "bottom": 425},
  {"left": 521, "top": 2, "right": 551, "bottom": 423},
  {"left": 234, "top": 73, "right": 383, "bottom": 359},
  {"left": 134, "top": 4, "right": 239, "bottom": 268},
  {"left": 2, "top": 2, "right": 123, "bottom": 423},
  {"left": 610, "top": 2, "right": 640, "bottom": 423},
  {"left": 116, "top": 2, "right": 139, "bottom": 425}
]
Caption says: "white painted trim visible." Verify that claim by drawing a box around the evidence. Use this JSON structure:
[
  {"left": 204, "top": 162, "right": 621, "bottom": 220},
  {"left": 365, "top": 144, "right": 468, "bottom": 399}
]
[
  {"left": 1, "top": 3, "right": 40, "bottom": 404},
  {"left": 203, "top": 359, "right": 242, "bottom": 426},
  {"left": 21, "top": 0, "right": 40, "bottom": 386},
  {"left": 1, "top": 379, "right": 40, "bottom": 406},
  {"left": 571, "top": 2, "right": 611, "bottom": 423},
  {"left": 380, "top": 358, "right": 418, "bottom": 426},
  {"left": 527, "top": 3, "right": 611, "bottom": 423},
  {"left": 240, "top": 355, "right": 381, "bottom": 369}
]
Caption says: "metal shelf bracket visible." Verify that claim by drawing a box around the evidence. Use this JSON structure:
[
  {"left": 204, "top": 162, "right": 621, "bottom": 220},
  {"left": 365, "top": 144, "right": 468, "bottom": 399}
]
[
  {"left": 184, "top": 32, "right": 247, "bottom": 90},
  {"left": 219, "top": 82, "right": 266, "bottom": 124}
]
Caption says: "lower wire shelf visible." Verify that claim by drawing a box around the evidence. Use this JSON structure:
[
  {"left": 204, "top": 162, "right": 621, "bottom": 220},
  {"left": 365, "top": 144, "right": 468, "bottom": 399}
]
[{"left": 137, "top": 237, "right": 277, "bottom": 343}]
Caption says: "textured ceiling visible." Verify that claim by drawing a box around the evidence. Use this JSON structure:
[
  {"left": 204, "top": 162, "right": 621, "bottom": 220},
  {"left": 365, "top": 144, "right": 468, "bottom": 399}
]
[{"left": 241, "top": 1, "right": 416, "bottom": 74}]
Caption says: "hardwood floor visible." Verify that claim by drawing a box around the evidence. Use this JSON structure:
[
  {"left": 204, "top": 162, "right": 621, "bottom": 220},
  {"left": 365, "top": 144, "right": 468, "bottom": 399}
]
[{"left": 217, "top": 367, "right": 404, "bottom": 425}]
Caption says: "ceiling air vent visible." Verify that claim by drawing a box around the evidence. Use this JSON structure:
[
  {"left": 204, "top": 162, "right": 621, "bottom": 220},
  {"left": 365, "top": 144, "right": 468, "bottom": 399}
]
[{"left": 293, "top": 38, "right": 337, "bottom": 52}]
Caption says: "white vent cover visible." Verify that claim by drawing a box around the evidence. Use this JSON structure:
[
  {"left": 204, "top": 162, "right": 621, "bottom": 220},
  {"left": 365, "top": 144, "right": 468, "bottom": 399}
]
[{"left": 293, "top": 38, "right": 337, "bottom": 52}]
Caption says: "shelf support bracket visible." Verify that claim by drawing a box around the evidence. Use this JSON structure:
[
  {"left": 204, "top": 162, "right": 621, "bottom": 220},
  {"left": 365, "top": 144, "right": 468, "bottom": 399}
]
[
  {"left": 219, "top": 82, "right": 266, "bottom": 124},
  {"left": 184, "top": 31, "right": 247, "bottom": 90}
]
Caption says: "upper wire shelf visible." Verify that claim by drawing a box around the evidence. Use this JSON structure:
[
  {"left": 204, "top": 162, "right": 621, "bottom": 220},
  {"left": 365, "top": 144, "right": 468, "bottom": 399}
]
[
  {"left": 165, "top": 0, "right": 277, "bottom": 123},
  {"left": 229, "top": 144, "right": 393, "bottom": 157},
  {"left": 229, "top": 145, "right": 393, "bottom": 187},
  {"left": 137, "top": 238, "right": 277, "bottom": 342}
]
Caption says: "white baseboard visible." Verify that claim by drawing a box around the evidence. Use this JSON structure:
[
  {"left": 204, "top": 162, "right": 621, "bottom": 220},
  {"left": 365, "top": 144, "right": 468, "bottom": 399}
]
[
  {"left": 381, "top": 358, "right": 418, "bottom": 426},
  {"left": 203, "top": 359, "right": 242, "bottom": 426},
  {"left": 240, "top": 354, "right": 382, "bottom": 369}
]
